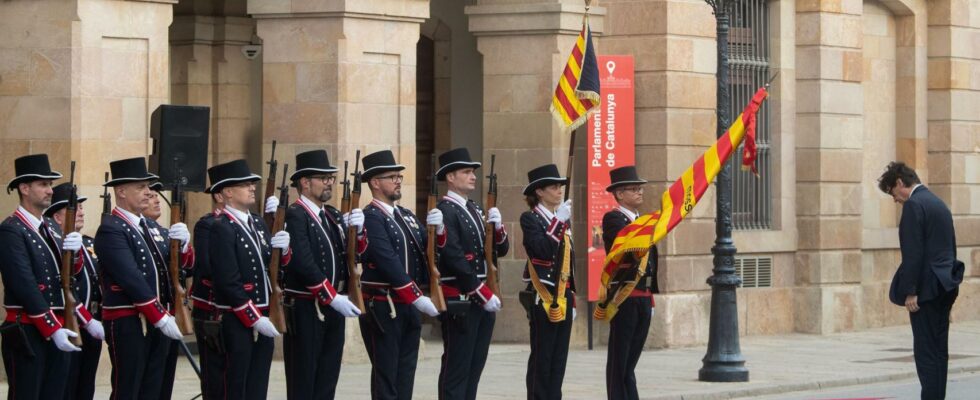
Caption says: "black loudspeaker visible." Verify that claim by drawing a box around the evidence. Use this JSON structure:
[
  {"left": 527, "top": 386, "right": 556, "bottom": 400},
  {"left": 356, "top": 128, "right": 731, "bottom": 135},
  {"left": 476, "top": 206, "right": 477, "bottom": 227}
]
[{"left": 150, "top": 105, "right": 210, "bottom": 192}]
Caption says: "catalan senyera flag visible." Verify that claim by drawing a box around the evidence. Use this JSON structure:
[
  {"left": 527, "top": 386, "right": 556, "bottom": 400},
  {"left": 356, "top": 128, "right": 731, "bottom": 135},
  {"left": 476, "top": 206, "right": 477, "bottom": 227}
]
[
  {"left": 600, "top": 86, "right": 769, "bottom": 289},
  {"left": 550, "top": 15, "right": 600, "bottom": 131}
]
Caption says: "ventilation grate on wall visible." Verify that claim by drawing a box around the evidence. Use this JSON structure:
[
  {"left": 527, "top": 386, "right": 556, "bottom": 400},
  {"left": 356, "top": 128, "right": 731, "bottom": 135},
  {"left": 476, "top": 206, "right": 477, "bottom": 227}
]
[{"left": 735, "top": 256, "right": 772, "bottom": 288}]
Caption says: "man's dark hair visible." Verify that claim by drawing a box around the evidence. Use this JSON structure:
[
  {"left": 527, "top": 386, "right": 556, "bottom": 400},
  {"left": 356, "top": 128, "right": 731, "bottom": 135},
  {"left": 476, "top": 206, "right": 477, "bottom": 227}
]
[{"left": 877, "top": 161, "right": 920, "bottom": 194}]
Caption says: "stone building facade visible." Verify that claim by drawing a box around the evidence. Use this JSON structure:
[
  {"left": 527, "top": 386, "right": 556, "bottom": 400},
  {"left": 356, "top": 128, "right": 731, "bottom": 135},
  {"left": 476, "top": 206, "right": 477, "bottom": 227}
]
[{"left": 0, "top": 0, "right": 977, "bottom": 359}]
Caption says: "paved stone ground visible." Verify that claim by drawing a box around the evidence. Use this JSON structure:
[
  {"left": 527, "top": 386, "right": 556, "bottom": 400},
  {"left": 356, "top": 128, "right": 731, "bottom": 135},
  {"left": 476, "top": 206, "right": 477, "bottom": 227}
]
[{"left": 69, "top": 320, "right": 980, "bottom": 399}]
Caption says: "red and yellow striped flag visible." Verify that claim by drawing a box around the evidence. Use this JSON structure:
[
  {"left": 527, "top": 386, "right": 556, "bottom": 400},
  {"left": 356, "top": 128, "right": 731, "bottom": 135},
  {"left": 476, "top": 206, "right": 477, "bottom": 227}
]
[
  {"left": 550, "top": 15, "right": 600, "bottom": 131},
  {"left": 601, "top": 86, "right": 769, "bottom": 282}
]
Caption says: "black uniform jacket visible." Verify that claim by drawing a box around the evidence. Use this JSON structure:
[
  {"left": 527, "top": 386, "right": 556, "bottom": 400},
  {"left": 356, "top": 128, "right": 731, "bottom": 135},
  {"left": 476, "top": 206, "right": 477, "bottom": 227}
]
[
  {"left": 360, "top": 199, "right": 428, "bottom": 304},
  {"left": 436, "top": 193, "right": 509, "bottom": 302},
  {"left": 602, "top": 208, "right": 659, "bottom": 293}
]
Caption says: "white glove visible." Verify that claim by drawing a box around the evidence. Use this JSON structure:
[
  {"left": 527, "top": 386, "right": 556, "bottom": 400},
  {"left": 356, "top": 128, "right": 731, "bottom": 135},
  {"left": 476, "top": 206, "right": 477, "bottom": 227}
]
[
  {"left": 253, "top": 316, "right": 281, "bottom": 338},
  {"left": 556, "top": 200, "right": 572, "bottom": 223},
  {"left": 154, "top": 315, "right": 183, "bottom": 340},
  {"left": 487, "top": 207, "right": 502, "bottom": 230},
  {"left": 270, "top": 231, "right": 290, "bottom": 250},
  {"left": 482, "top": 294, "right": 502, "bottom": 313},
  {"left": 265, "top": 196, "right": 279, "bottom": 214},
  {"left": 651, "top": 307, "right": 656, "bottom": 318},
  {"left": 83, "top": 319, "right": 105, "bottom": 341},
  {"left": 426, "top": 209, "right": 445, "bottom": 235},
  {"left": 343, "top": 209, "right": 365, "bottom": 233},
  {"left": 168, "top": 223, "right": 190, "bottom": 247},
  {"left": 51, "top": 328, "right": 82, "bottom": 352},
  {"left": 63, "top": 232, "right": 83, "bottom": 252},
  {"left": 329, "top": 295, "right": 362, "bottom": 318},
  {"left": 413, "top": 296, "right": 440, "bottom": 317},
  {"left": 572, "top": 307, "right": 578, "bottom": 321}
]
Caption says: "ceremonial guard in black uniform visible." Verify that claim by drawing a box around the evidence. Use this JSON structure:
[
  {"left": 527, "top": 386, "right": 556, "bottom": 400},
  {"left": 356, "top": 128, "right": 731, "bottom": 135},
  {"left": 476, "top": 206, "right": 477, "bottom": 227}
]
[
  {"left": 433, "top": 148, "right": 509, "bottom": 400},
  {"left": 45, "top": 182, "right": 106, "bottom": 400},
  {"left": 519, "top": 164, "right": 576, "bottom": 400},
  {"left": 190, "top": 186, "right": 224, "bottom": 397},
  {"left": 359, "top": 150, "right": 441, "bottom": 400},
  {"left": 600, "top": 166, "right": 658, "bottom": 400},
  {"left": 94, "top": 157, "right": 193, "bottom": 400},
  {"left": 0, "top": 154, "right": 90, "bottom": 399},
  {"left": 283, "top": 149, "right": 365, "bottom": 399},
  {"left": 200, "top": 159, "right": 292, "bottom": 400}
]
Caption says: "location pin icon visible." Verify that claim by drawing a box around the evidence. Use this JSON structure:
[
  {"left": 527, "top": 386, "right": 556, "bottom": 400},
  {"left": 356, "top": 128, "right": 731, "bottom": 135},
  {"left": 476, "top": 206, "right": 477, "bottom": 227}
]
[{"left": 606, "top": 60, "right": 616, "bottom": 75}]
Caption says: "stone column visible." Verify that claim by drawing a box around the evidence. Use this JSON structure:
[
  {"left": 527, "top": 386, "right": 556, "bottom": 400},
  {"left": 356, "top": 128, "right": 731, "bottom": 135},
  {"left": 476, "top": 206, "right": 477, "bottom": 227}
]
[
  {"left": 465, "top": 0, "right": 605, "bottom": 345},
  {"left": 793, "top": 0, "right": 865, "bottom": 334},
  {"left": 247, "top": 0, "right": 429, "bottom": 361},
  {"left": 248, "top": 0, "right": 429, "bottom": 209},
  {"left": 0, "top": 0, "right": 175, "bottom": 232},
  {"left": 927, "top": 0, "right": 980, "bottom": 320},
  {"left": 170, "top": 0, "right": 259, "bottom": 219}
]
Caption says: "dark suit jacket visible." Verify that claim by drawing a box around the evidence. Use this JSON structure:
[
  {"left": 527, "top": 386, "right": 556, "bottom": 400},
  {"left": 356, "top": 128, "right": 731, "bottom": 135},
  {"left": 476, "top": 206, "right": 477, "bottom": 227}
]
[
  {"left": 283, "top": 202, "right": 350, "bottom": 296},
  {"left": 889, "top": 186, "right": 961, "bottom": 304},
  {"left": 520, "top": 207, "right": 576, "bottom": 297},
  {"left": 436, "top": 196, "right": 509, "bottom": 294}
]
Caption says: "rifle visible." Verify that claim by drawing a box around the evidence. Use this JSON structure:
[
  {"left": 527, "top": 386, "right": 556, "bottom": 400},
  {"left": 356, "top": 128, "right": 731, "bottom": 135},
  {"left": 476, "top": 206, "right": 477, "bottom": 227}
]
[
  {"left": 100, "top": 172, "right": 111, "bottom": 223},
  {"left": 343, "top": 152, "right": 366, "bottom": 314},
  {"left": 484, "top": 154, "right": 502, "bottom": 299},
  {"left": 426, "top": 155, "right": 447, "bottom": 312},
  {"left": 267, "top": 164, "right": 289, "bottom": 333},
  {"left": 60, "top": 162, "right": 81, "bottom": 345},
  {"left": 263, "top": 140, "right": 279, "bottom": 229},
  {"left": 168, "top": 159, "right": 193, "bottom": 335}
]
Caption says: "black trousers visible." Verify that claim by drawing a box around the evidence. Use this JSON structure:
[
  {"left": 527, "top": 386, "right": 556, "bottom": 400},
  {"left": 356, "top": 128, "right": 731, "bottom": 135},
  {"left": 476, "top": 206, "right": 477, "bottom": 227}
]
[
  {"left": 605, "top": 296, "right": 652, "bottom": 400},
  {"left": 284, "top": 298, "right": 346, "bottom": 400},
  {"left": 65, "top": 322, "right": 104, "bottom": 400},
  {"left": 105, "top": 315, "right": 179, "bottom": 400},
  {"left": 526, "top": 291, "right": 573, "bottom": 400},
  {"left": 197, "top": 311, "right": 275, "bottom": 400},
  {"left": 910, "top": 287, "right": 958, "bottom": 400},
  {"left": 0, "top": 322, "right": 70, "bottom": 399},
  {"left": 438, "top": 301, "right": 495, "bottom": 400},
  {"left": 359, "top": 301, "right": 421, "bottom": 400}
]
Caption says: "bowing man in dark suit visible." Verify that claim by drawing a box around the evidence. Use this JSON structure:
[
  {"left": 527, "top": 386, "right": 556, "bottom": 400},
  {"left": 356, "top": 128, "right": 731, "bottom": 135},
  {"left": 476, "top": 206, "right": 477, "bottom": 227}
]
[
  {"left": 0, "top": 154, "right": 89, "bottom": 399},
  {"left": 94, "top": 157, "right": 192, "bottom": 400},
  {"left": 433, "top": 148, "right": 510, "bottom": 400},
  {"left": 359, "top": 150, "right": 441, "bottom": 400},
  {"left": 45, "top": 182, "right": 106, "bottom": 400},
  {"left": 283, "top": 149, "right": 365, "bottom": 399},
  {"left": 205, "top": 159, "right": 292, "bottom": 400},
  {"left": 879, "top": 161, "right": 962, "bottom": 400},
  {"left": 519, "top": 164, "right": 576, "bottom": 400},
  {"left": 600, "top": 166, "right": 658, "bottom": 400}
]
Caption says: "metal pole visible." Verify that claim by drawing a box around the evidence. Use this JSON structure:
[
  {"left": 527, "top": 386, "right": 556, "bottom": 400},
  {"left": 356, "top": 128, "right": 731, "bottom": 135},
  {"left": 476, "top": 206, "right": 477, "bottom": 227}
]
[{"left": 699, "top": 0, "right": 749, "bottom": 382}]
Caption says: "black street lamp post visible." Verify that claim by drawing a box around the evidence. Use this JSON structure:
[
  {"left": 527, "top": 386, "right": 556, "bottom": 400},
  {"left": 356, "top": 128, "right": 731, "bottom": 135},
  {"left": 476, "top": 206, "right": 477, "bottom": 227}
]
[{"left": 699, "top": 0, "right": 750, "bottom": 383}]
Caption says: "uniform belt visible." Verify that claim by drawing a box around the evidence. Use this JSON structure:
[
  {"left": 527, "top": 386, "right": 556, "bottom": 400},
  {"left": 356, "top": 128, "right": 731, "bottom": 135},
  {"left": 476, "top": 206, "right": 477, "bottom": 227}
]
[
  {"left": 191, "top": 299, "right": 269, "bottom": 312},
  {"left": 361, "top": 290, "right": 414, "bottom": 304},
  {"left": 4, "top": 309, "right": 66, "bottom": 325},
  {"left": 629, "top": 289, "right": 653, "bottom": 298},
  {"left": 285, "top": 292, "right": 315, "bottom": 301},
  {"left": 102, "top": 304, "right": 176, "bottom": 320},
  {"left": 440, "top": 283, "right": 484, "bottom": 299}
]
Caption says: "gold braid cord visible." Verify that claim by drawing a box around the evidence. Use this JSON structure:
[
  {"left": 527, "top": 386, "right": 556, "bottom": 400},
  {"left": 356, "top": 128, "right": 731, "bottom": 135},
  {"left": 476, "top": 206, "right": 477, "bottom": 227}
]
[
  {"left": 527, "top": 233, "right": 572, "bottom": 323},
  {"left": 593, "top": 252, "right": 649, "bottom": 322}
]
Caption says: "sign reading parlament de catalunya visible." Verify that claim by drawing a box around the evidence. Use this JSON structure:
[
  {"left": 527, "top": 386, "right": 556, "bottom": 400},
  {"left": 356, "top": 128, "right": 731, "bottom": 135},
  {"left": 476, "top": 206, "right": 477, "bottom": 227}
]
[{"left": 587, "top": 55, "right": 635, "bottom": 302}]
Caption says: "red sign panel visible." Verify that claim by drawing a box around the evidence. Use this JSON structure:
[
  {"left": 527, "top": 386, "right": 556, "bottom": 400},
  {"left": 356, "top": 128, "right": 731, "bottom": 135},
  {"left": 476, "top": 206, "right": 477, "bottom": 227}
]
[{"left": 586, "top": 55, "right": 635, "bottom": 302}]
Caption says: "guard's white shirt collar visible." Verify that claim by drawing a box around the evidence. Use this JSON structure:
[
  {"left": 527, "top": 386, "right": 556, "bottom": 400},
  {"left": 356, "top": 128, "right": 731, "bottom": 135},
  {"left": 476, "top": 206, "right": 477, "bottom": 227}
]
[
  {"left": 224, "top": 205, "right": 252, "bottom": 227},
  {"left": 373, "top": 198, "right": 396, "bottom": 215},
  {"left": 446, "top": 190, "right": 468, "bottom": 206},
  {"left": 299, "top": 195, "right": 322, "bottom": 215},
  {"left": 618, "top": 205, "right": 639, "bottom": 221},
  {"left": 17, "top": 206, "right": 42, "bottom": 230},
  {"left": 115, "top": 206, "right": 143, "bottom": 227},
  {"left": 535, "top": 204, "right": 556, "bottom": 220}
]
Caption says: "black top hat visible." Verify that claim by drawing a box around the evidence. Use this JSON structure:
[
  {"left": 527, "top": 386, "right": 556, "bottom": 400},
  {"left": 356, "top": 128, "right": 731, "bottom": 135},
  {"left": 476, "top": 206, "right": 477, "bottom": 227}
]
[
  {"left": 206, "top": 159, "right": 260, "bottom": 194},
  {"left": 104, "top": 157, "right": 159, "bottom": 187},
  {"left": 606, "top": 166, "right": 648, "bottom": 192},
  {"left": 523, "top": 164, "right": 568, "bottom": 196},
  {"left": 43, "top": 182, "right": 88, "bottom": 217},
  {"left": 149, "top": 181, "right": 164, "bottom": 192},
  {"left": 361, "top": 150, "right": 405, "bottom": 181},
  {"left": 290, "top": 150, "right": 338, "bottom": 186},
  {"left": 436, "top": 148, "right": 481, "bottom": 181},
  {"left": 7, "top": 154, "right": 63, "bottom": 193}
]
